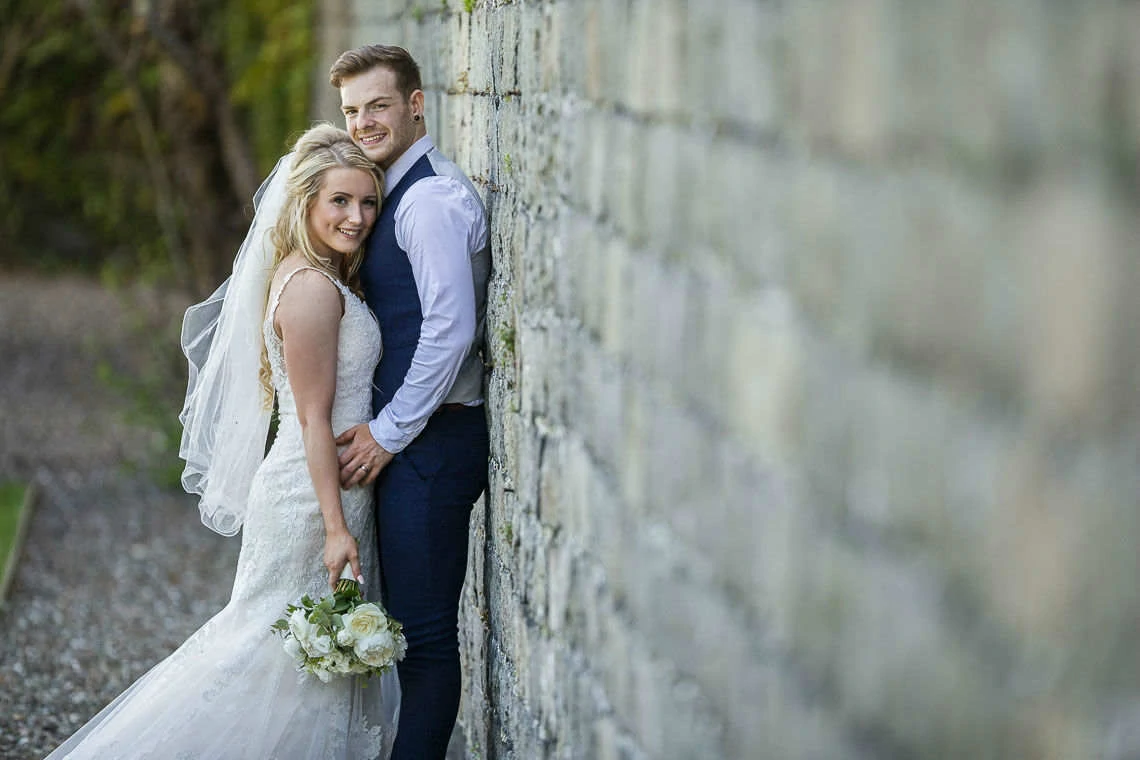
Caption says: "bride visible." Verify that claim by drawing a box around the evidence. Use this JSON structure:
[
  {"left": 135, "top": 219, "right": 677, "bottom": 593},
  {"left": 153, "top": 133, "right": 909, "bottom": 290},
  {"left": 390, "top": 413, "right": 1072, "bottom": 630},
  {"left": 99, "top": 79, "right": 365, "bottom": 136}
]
[{"left": 44, "top": 124, "right": 399, "bottom": 759}]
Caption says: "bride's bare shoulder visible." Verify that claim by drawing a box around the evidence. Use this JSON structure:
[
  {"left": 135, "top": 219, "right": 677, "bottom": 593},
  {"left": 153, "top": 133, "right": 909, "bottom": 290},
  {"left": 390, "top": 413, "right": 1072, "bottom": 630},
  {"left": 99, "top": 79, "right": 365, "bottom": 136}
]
[
  {"left": 270, "top": 252, "right": 317, "bottom": 290},
  {"left": 268, "top": 255, "right": 345, "bottom": 335}
]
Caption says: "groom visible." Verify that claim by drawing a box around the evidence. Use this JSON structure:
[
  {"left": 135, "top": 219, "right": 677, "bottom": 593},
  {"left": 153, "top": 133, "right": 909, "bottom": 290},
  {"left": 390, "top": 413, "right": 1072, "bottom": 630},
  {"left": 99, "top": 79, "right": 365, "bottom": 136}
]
[{"left": 331, "top": 44, "right": 491, "bottom": 759}]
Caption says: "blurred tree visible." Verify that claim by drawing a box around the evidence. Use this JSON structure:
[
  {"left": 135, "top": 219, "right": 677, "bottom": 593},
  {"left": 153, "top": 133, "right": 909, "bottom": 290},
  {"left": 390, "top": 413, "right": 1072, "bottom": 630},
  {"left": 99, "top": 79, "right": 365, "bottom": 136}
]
[{"left": 0, "top": 0, "right": 313, "bottom": 293}]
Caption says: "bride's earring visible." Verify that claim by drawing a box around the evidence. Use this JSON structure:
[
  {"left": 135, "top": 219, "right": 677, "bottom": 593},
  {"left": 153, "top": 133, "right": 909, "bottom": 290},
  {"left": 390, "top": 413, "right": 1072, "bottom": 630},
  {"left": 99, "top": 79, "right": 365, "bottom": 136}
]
[{"left": 413, "top": 114, "right": 421, "bottom": 122}]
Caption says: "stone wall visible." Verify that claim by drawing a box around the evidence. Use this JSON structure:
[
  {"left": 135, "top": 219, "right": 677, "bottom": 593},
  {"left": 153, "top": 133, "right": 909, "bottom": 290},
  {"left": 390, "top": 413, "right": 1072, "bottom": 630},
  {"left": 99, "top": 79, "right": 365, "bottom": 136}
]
[{"left": 320, "top": 2, "right": 1140, "bottom": 758}]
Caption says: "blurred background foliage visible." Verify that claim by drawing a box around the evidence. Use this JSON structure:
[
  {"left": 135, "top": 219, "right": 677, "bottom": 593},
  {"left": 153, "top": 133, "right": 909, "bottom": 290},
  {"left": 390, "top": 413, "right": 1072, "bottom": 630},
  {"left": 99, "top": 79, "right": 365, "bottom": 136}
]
[{"left": 0, "top": 0, "right": 314, "bottom": 295}]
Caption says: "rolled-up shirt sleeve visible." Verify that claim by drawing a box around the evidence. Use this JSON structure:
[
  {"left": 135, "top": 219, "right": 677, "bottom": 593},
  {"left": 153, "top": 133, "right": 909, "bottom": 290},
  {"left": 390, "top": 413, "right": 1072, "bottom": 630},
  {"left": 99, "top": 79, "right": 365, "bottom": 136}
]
[{"left": 367, "top": 176, "right": 486, "bottom": 452}]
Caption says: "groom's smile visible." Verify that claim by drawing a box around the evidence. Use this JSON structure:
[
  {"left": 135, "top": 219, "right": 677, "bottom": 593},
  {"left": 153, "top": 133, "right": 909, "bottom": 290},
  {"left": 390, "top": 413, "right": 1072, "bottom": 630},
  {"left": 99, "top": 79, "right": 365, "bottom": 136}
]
[{"left": 338, "top": 66, "right": 425, "bottom": 172}]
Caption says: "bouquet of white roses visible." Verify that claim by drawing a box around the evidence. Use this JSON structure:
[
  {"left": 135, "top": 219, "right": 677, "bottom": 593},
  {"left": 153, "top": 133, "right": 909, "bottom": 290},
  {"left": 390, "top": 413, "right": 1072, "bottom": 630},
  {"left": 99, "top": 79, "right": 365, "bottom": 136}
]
[{"left": 271, "top": 568, "right": 406, "bottom": 683}]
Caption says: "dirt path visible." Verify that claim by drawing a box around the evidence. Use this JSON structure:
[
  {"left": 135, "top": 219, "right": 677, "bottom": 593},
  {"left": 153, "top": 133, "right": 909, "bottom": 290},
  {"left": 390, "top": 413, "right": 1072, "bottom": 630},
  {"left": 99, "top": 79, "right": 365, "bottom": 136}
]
[{"left": 0, "top": 274, "right": 239, "bottom": 759}]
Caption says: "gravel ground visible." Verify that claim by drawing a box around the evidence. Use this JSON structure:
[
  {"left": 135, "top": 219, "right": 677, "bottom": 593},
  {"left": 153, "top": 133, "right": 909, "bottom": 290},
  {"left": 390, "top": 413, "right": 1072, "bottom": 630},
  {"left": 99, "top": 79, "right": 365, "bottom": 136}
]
[
  {"left": 0, "top": 274, "right": 467, "bottom": 759},
  {"left": 0, "top": 275, "right": 239, "bottom": 759}
]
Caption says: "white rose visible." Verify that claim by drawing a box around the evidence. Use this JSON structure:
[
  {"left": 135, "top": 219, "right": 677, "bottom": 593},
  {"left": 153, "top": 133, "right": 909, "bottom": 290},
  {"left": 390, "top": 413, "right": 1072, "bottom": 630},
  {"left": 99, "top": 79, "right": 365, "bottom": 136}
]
[
  {"left": 282, "top": 635, "right": 303, "bottom": 662},
  {"left": 353, "top": 629, "right": 396, "bottom": 668},
  {"left": 288, "top": 609, "right": 318, "bottom": 647},
  {"left": 336, "top": 626, "right": 355, "bottom": 647},
  {"left": 343, "top": 604, "right": 385, "bottom": 641},
  {"left": 328, "top": 650, "right": 354, "bottom": 675},
  {"left": 304, "top": 633, "right": 334, "bottom": 658}
]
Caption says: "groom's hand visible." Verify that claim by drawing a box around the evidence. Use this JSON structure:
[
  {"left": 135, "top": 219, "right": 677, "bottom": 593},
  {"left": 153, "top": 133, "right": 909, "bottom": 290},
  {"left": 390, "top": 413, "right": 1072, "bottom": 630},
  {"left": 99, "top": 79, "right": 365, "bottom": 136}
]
[{"left": 335, "top": 423, "right": 394, "bottom": 488}]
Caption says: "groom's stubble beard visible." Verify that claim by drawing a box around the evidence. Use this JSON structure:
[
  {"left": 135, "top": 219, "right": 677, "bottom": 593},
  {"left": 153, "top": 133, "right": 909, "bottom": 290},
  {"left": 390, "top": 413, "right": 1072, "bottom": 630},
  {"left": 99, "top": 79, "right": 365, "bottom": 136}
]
[{"left": 371, "top": 103, "right": 427, "bottom": 171}]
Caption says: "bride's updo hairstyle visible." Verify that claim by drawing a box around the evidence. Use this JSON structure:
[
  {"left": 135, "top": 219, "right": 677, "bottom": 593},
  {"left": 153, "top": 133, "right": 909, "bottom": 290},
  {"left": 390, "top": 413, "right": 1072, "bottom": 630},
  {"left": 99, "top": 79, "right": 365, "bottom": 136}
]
[{"left": 270, "top": 123, "right": 384, "bottom": 287}]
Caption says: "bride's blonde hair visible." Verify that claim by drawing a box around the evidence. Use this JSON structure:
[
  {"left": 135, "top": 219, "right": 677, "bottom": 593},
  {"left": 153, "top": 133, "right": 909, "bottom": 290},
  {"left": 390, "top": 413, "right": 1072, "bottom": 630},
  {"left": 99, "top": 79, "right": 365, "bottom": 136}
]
[{"left": 258, "top": 124, "right": 384, "bottom": 401}]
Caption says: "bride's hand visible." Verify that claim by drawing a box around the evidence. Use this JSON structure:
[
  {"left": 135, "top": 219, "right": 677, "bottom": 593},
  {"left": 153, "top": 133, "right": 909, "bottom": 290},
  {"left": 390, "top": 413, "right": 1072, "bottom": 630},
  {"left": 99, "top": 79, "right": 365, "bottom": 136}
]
[{"left": 323, "top": 530, "right": 363, "bottom": 590}]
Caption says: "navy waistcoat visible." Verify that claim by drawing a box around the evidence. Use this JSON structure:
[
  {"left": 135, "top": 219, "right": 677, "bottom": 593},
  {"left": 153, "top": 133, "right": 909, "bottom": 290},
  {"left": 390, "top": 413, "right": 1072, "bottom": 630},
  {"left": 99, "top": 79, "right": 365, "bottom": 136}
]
[{"left": 360, "top": 153, "right": 437, "bottom": 416}]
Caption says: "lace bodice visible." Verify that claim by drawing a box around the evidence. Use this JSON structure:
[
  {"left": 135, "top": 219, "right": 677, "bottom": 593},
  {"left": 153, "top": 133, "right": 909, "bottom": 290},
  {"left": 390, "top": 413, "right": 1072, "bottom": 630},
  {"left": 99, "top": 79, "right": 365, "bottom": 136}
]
[{"left": 264, "top": 266, "right": 382, "bottom": 441}]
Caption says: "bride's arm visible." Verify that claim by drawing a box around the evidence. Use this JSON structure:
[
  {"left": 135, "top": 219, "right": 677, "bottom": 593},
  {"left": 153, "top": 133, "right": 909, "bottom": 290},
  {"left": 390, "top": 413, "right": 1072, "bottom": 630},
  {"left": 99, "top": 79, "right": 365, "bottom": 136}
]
[{"left": 276, "top": 270, "right": 361, "bottom": 589}]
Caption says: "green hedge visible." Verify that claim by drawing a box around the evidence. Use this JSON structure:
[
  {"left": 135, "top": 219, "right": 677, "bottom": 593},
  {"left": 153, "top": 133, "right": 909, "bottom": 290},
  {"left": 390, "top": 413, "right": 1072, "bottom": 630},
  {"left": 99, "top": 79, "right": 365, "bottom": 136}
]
[{"left": 0, "top": 0, "right": 313, "bottom": 292}]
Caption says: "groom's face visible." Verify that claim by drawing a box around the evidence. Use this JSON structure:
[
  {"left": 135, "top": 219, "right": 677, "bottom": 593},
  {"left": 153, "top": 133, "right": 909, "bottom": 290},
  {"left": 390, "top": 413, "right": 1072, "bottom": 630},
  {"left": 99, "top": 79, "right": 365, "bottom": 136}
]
[{"left": 339, "top": 66, "right": 423, "bottom": 172}]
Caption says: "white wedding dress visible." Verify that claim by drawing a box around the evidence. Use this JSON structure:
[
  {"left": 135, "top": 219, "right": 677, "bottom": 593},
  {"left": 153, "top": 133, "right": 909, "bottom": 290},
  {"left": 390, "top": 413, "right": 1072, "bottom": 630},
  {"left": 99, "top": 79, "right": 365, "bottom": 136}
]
[{"left": 46, "top": 267, "right": 397, "bottom": 760}]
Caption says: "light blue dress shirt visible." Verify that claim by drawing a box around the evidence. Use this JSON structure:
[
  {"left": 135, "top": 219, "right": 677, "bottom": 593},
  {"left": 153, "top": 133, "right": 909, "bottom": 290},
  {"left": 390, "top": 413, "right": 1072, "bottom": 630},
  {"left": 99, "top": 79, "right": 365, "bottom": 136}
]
[{"left": 367, "top": 135, "right": 489, "bottom": 453}]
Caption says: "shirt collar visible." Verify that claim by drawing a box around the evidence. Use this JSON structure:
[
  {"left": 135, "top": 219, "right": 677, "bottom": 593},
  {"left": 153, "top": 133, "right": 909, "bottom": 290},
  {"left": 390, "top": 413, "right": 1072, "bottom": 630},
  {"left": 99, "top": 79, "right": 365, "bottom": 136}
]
[{"left": 382, "top": 135, "right": 435, "bottom": 198}]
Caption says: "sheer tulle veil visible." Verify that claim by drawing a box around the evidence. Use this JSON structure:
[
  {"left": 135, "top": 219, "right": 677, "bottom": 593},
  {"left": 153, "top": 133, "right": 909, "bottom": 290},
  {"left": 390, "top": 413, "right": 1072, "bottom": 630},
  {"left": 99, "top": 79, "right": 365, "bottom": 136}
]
[{"left": 179, "top": 152, "right": 293, "bottom": 535}]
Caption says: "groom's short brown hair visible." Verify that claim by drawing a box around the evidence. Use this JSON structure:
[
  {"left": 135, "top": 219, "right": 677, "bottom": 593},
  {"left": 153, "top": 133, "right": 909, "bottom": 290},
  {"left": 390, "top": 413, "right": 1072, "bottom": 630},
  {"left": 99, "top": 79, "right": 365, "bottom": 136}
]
[{"left": 329, "top": 44, "right": 423, "bottom": 100}]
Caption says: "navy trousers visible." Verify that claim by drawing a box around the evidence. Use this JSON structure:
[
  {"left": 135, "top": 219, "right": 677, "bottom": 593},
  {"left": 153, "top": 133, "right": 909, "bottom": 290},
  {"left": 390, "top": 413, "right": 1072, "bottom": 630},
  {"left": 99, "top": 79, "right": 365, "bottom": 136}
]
[{"left": 375, "top": 404, "right": 488, "bottom": 760}]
